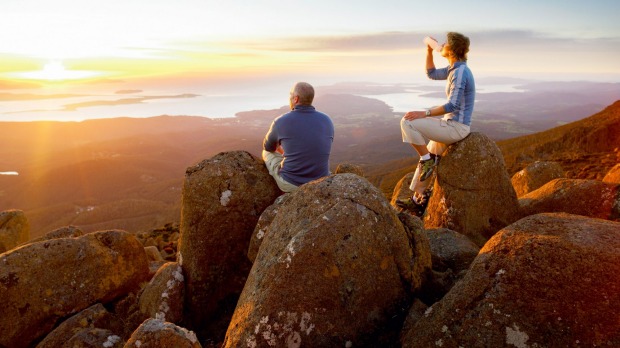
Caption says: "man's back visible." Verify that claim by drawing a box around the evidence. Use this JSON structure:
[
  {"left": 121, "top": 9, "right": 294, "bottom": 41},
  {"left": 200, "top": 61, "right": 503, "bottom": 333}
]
[{"left": 263, "top": 105, "right": 334, "bottom": 186}]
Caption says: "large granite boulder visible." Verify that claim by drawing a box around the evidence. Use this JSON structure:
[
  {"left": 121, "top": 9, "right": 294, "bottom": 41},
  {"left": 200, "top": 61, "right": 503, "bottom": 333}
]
[
  {"left": 36, "top": 303, "right": 124, "bottom": 348},
  {"left": 247, "top": 193, "right": 292, "bottom": 263},
  {"left": 22, "top": 225, "right": 83, "bottom": 247},
  {"left": 424, "top": 132, "right": 520, "bottom": 246},
  {"left": 64, "top": 329, "right": 123, "bottom": 348},
  {"left": 334, "top": 163, "right": 364, "bottom": 176},
  {"left": 417, "top": 228, "right": 482, "bottom": 304},
  {"left": 390, "top": 172, "right": 415, "bottom": 207},
  {"left": 0, "top": 230, "right": 149, "bottom": 348},
  {"left": 178, "top": 151, "right": 280, "bottom": 342},
  {"left": 510, "top": 161, "right": 565, "bottom": 197},
  {"left": 0, "top": 209, "right": 30, "bottom": 253},
  {"left": 139, "top": 262, "right": 184, "bottom": 324},
  {"left": 603, "top": 163, "right": 620, "bottom": 184},
  {"left": 124, "top": 319, "right": 201, "bottom": 348},
  {"left": 519, "top": 178, "right": 620, "bottom": 220},
  {"left": 423, "top": 228, "right": 480, "bottom": 273},
  {"left": 224, "top": 174, "right": 431, "bottom": 347},
  {"left": 401, "top": 213, "right": 620, "bottom": 347}
]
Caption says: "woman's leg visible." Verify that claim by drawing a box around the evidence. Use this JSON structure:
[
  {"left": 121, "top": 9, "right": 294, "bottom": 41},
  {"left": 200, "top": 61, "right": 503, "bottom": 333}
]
[{"left": 401, "top": 117, "right": 470, "bottom": 200}]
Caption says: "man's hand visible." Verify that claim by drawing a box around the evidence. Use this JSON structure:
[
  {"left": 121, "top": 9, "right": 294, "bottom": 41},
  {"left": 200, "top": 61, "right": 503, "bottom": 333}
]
[{"left": 403, "top": 111, "right": 426, "bottom": 121}]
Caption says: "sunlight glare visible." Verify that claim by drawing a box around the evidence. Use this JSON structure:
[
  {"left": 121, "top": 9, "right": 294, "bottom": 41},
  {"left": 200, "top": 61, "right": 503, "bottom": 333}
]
[{"left": 15, "top": 60, "right": 102, "bottom": 81}]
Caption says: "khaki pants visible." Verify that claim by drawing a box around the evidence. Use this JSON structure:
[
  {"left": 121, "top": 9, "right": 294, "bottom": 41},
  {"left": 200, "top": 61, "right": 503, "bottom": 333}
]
[
  {"left": 262, "top": 150, "right": 299, "bottom": 193},
  {"left": 401, "top": 117, "right": 470, "bottom": 195}
]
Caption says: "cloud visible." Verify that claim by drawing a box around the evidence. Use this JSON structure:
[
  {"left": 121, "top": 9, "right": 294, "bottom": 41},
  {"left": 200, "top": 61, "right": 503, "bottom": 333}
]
[
  {"left": 0, "top": 79, "right": 41, "bottom": 90},
  {"left": 234, "top": 31, "right": 424, "bottom": 52},
  {"left": 61, "top": 94, "right": 200, "bottom": 111},
  {"left": 220, "top": 29, "right": 620, "bottom": 54},
  {"left": 469, "top": 30, "right": 620, "bottom": 53},
  {"left": 0, "top": 92, "right": 84, "bottom": 101}
]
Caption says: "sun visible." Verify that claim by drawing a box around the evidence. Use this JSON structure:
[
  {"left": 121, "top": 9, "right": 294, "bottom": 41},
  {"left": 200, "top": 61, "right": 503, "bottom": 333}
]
[
  {"left": 39, "top": 61, "right": 71, "bottom": 80},
  {"left": 15, "top": 60, "right": 102, "bottom": 82}
]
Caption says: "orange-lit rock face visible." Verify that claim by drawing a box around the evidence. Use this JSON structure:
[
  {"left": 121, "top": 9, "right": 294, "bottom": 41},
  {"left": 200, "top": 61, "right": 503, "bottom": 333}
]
[
  {"left": 179, "top": 150, "right": 280, "bottom": 342},
  {"left": 0, "top": 230, "right": 149, "bottom": 348},
  {"left": 519, "top": 178, "right": 620, "bottom": 220},
  {"left": 402, "top": 213, "right": 620, "bottom": 348}
]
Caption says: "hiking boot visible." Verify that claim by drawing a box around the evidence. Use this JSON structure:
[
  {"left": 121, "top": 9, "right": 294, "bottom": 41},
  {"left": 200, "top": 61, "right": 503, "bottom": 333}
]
[{"left": 418, "top": 153, "right": 438, "bottom": 182}]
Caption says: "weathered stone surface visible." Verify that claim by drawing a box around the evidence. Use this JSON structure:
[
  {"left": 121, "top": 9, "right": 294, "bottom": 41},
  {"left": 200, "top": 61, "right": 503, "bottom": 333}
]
[
  {"left": 224, "top": 174, "right": 430, "bottom": 347},
  {"left": 390, "top": 172, "right": 415, "bottom": 208},
  {"left": 424, "top": 132, "right": 520, "bottom": 247},
  {"left": 422, "top": 228, "right": 480, "bottom": 273},
  {"left": 248, "top": 193, "right": 292, "bottom": 263},
  {"left": 396, "top": 212, "right": 433, "bottom": 292},
  {"left": 335, "top": 162, "right": 364, "bottom": 176},
  {"left": 22, "top": 225, "right": 83, "bottom": 247},
  {"left": 124, "top": 319, "right": 201, "bottom": 348},
  {"left": 61, "top": 328, "right": 123, "bottom": 348},
  {"left": 36, "top": 303, "right": 124, "bottom": 348},
  {"left": 139, "top": 262, "right": 184, "bottom": 324},
  {"left": 0, "top": 230, "right": 150, "bottom": 348},
  {"left": 415, "top": 228, "right": 480, "bottom": 304},
  {"left": 144, "top": 246, "right": 164, "bottom": 262},
  {"left": 401, "top": 213, "right": 620, "bottom": 348},
  {"left": 0, "top": 209, "right": 30, "bottom": 253},
  {"left": 510, "top": 161, "right": 565, "bottom": 197},
  {"left": 603, "top": 163, "right": 620, "bottom": 184},
  {"left": 519, "top": 178, "right": 620, "bottom": 220},
  {"left": 110, "top": 292, "right": 145, "bottom": 340},
  {"left": 400, "top": 299, "right": 429, "bottom": 343},
  {"left": 148, "top": 261, "right": 167, "bottom": 278},
  {"left": 179, "top": 151, "right": 280, "bottom": 342}
]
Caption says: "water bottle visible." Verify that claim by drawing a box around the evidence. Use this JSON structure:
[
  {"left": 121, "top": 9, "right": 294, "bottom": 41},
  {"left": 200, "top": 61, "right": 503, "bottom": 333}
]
[{"left": 423, "top": 36, "right": 443, "bottom": 52}]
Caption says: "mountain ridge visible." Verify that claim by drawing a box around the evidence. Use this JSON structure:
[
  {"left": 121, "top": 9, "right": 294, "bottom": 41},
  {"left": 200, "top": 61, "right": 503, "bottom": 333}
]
[{"left": 497, "top": 100, "right": 620, "bottom": 179}]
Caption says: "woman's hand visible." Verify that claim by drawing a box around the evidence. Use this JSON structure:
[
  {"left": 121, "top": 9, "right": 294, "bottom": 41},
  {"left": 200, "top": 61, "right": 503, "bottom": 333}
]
[
  {"left": 427, "top": 36, "right": 437, "bottom": 53},
  {"left": 404, "top": 111, "right": 426, "bottom": 121}
]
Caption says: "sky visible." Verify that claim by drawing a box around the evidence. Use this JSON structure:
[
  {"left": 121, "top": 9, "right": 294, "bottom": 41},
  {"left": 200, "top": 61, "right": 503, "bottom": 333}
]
[{"left": 0, "top": 0, "right": 619, "bottom": 121}]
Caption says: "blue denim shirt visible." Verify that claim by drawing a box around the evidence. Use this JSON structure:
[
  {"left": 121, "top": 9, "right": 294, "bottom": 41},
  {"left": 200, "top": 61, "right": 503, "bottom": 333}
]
[{"left": 427, "top": 61, "right": 476, "bottom": 126}]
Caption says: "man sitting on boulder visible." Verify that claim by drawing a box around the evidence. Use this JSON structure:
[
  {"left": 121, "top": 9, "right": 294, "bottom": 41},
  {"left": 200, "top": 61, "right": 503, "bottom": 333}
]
[{"left": 262, "top": 82, "right": 335, "bottom": 192}]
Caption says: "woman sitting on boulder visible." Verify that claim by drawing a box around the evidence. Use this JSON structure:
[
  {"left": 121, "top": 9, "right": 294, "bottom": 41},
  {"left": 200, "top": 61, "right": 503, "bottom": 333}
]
[{"left": 397, "top": 31, "right": 476, "bottom": 213}]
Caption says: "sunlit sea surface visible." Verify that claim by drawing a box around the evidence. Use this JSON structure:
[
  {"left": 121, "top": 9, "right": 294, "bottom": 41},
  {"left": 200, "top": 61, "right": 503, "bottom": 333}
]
[
  {"left": 0, "top": 82, "right": 525, "bottom": 174},
  {"left": 0, "top": 82, "right": 523, "bottom": 122}
]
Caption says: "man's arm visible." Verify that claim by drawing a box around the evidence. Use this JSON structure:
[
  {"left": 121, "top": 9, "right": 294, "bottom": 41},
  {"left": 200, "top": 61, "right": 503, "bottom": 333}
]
[{"left": 263, "top": 120, "right": 278, "bottom": 152}]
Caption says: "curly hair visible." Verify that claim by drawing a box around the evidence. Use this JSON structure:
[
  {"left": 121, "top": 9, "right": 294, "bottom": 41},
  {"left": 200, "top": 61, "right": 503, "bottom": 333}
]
[{"left": 447, "top": 32, "right": 470, "bottom": 62}]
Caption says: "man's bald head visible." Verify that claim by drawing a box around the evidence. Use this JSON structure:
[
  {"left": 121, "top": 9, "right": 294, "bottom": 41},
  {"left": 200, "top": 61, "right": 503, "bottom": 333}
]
[{"left": 290, "top": 82, "right": 315, "bottom": 106}]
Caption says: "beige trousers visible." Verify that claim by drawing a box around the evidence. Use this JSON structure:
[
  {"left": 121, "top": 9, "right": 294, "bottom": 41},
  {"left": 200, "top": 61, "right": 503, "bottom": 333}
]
[
  {"left": 401, "top": 117, "right": 470, "bottom": 195},
  {"left": 262, "top": 150, "right": 299, "bottom": 193}
]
